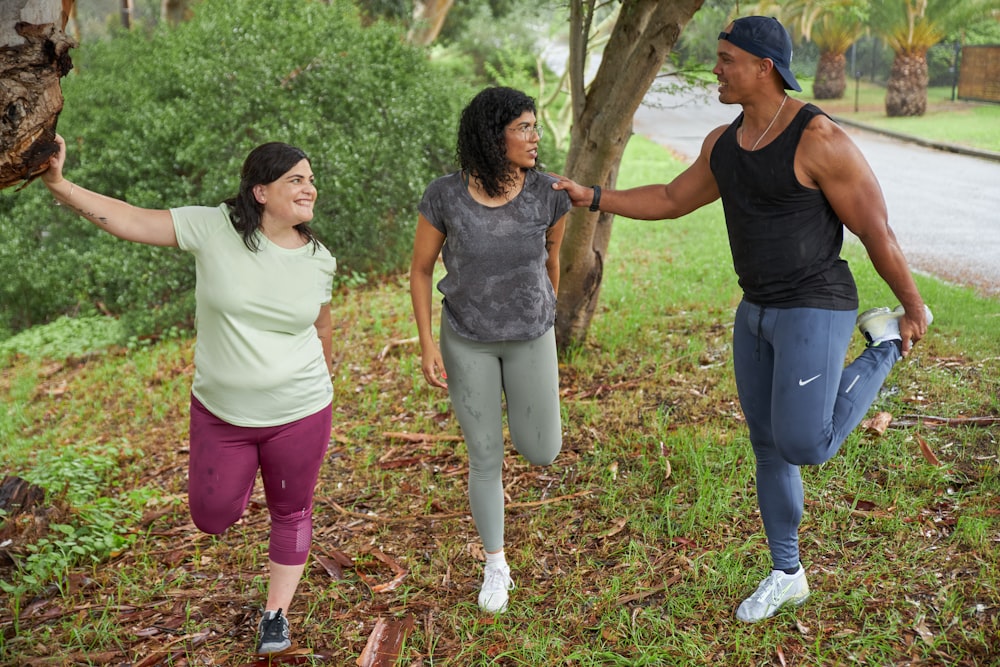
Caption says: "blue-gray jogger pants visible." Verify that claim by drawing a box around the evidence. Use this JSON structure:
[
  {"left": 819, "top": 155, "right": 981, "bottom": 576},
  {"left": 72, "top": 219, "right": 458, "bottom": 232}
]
[{"left": 733, "top": 300, "right": 900, "bottom": 570}]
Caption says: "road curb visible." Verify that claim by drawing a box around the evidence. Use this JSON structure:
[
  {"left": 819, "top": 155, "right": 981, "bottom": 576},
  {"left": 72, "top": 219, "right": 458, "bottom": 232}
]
[{"left": 833, "top": 116, "right": 1000, "bottom": 163}]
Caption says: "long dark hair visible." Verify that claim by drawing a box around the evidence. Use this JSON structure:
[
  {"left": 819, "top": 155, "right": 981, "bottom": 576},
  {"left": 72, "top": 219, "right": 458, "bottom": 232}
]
[
  {"left": 223, "top": 142, "right": 320, "bottom": 252},
  {"left": 456, "top": 87, "right": 537, "bottom": 199}
]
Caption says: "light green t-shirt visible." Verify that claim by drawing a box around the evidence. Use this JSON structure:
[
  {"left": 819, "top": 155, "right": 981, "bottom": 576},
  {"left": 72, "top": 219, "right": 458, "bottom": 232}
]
[{"left": 172, "top": 204, "right": 337, "bottom": 427}]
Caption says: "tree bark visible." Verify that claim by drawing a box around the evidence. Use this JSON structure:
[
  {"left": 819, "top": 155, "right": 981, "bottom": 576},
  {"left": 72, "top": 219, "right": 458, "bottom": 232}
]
[
  {"left": 121, "top": 0, "right": 134, "bottom": 30},
  {"left": 407, "top": 0, "right": 455, "bottom": 46},
  {"left": 161, "top": 0, "right": 194, "bottom": 27},
  {"left": 556, "top": 0, "right": 703, "bottom": 349},
  {"left": 886, "top": 51, "right": 928, "bottom": 117},
  {"left": 0, "top": 0, "right": 76, "bottom": 191},
  {"left": 813, "top": 50, "right": 846, "bottom": 100}
]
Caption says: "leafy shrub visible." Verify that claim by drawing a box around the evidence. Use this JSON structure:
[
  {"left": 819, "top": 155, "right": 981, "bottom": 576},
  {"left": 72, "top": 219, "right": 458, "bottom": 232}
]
[
  {"left": 0, "top": 315, "right": 123, "bottom": 364},
  {"left": 0, "top": 0, "right": 473, "bottom": 338},
  {"left": 0, "top": 446, "right": 153, "bottom": 598}
]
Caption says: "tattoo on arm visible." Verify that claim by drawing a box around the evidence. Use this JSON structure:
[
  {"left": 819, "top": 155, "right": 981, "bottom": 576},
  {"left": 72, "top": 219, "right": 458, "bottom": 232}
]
[{"left": 76, "top": 205, "right": 109, "bottom": 225}]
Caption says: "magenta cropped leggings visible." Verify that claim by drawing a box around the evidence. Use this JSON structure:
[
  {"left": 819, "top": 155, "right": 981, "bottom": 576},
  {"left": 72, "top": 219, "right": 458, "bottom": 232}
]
[{"left": 187, "top": 395, "right": 332, "bottom": 566}]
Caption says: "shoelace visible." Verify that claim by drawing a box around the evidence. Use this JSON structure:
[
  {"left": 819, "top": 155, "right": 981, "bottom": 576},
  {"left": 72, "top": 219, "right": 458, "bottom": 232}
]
[
  {"left": 483, "top": 567, "right": 513, "bottom": 591},
  {"left": 749, "top": 573, "right": 787, "bottom": 603},
  {"left": 260, "top": 609, "right": 288, "bottom": 639}
]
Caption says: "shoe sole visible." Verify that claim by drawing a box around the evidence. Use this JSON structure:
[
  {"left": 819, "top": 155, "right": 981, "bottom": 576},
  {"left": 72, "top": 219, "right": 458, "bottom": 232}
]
[
  {"left": 857, "top": 309, "right": 904, "bottom": 345},
  {"left": 858, "top": 305, "right": 933, "bottom": 346},
  {"left": 736, "top": 594, "right": 810, "bottom": 623},
  {"left": 255, "top": 640, "right": 297, "bottom": 656}
]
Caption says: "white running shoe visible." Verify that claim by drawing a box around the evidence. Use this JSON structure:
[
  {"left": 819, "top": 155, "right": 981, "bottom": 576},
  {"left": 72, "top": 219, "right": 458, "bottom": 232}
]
[
  {"left": 857, "top": 304, "right": 933, "bottom": 347},
  {"left": 478, "top": 562, "right": 514, "bottom": 613},
  {"left": 736, "top": 566, "right": 810, "bottom": 623}
]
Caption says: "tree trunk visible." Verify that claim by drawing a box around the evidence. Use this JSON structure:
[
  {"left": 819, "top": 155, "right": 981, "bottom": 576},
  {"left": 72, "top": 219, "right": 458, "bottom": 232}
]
[
  {"left": 161, "top": 0, "right": 195, "bottom": 27},
  {"left": 885, "top": 51, "right": 928, "bottom": 117},
  {"left": 407, "top": 0, "right": 455, "bottom": 46},
  {"left": 121, "top": 0, "right": 134, "bottom": 29},
  {"left": 556, "top": 0, "right": 703, "bottom": 350},
  {"left": 813, "top": 50, "right": 846, "bottom": 100},
  {"left": 0, "top": 0, "right": 76, "bottom": 191}
]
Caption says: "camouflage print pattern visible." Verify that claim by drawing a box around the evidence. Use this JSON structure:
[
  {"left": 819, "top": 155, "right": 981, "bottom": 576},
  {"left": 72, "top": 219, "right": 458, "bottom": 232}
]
[{"left": 418, "top": 169, "right": 571, "bottom": 342}]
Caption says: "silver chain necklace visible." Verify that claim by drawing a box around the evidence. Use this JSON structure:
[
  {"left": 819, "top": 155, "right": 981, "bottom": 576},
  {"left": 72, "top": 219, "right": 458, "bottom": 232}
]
[{"left": 741, "top": 95, "right": 788, "bottom": 151}]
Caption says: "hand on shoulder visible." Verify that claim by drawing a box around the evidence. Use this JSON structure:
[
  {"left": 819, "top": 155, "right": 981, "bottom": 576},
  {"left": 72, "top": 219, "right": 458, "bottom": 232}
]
[{"left": 548, "top": 173, "right": 593, "bottom": 208}]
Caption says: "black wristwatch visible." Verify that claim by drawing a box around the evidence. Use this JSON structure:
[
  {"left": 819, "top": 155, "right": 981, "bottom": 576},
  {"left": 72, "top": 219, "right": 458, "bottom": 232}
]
[{"left": 589, "top": 185, "right": 601, "bottom": 212}]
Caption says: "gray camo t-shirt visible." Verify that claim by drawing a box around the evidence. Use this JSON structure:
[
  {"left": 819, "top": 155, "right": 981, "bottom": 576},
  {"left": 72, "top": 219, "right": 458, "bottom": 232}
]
[{"left": 418, "top": 169, "right": 572, "bottom": 342}]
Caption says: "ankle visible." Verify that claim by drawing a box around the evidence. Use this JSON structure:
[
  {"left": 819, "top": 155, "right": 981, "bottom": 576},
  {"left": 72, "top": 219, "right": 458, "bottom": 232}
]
[{"left": 485, "top": 549, "right": 507, "bottom": 568}]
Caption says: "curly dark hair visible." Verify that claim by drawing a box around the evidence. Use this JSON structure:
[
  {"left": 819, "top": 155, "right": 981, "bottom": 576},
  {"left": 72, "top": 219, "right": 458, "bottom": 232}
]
[
  {"left": 223, "top": 142, "right": 320, "bottom": 253},
  {"left": 456, "top": 87, "right": 537, "bottom": 199}
]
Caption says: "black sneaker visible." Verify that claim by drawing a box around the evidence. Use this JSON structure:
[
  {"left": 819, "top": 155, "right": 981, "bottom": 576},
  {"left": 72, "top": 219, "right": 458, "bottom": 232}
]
[{"left": 256, "top": 608, "right": 291, "bottom": 655}]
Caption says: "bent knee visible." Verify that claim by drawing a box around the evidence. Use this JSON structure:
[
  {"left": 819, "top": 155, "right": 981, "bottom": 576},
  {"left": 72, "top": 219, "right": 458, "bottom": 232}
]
[
  {"left": 778, "top": 443, "right": 834, "bottom": 466},
  {"left": 189, "top": 502, "right": 242, "bottom": 535},
  {"left": 520, "top": 437, "right": 562, "bottom": 467},
  {"left": 774, "top": 430, "right": 837, "bottom": 467},
  {"left": 191, "top": 515, "right": 234, "bottom": 535},
  {"left": 784, "top": 452, "right": 829, "bottom": 466}
]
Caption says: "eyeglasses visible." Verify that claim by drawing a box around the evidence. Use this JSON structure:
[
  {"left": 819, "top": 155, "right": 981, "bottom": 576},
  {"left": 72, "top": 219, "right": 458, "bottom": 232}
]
[{"left": 507, "top": 123, "right": 543, "bottom": 139}]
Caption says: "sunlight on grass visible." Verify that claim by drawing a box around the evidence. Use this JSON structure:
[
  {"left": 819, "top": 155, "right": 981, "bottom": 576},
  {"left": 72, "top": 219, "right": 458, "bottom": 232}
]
[{"left": 799, "top": 82, "right": 1000, "bottom": 153}]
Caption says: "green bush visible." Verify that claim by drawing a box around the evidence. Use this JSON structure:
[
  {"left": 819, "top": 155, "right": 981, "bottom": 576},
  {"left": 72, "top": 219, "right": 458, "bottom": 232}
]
[
  {"left": 0, "top": 0, "right": 472, "bottom": 338},
  {"left": 0, "top": 315, "right": 123, "bottom": 364}
]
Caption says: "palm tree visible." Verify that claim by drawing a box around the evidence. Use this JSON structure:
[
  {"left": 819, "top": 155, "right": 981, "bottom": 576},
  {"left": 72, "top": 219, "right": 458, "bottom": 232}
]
[
  {"left": 871, "top": 0, "right": 1000, "bottom": 116},
  {"left": 872, "top": 0, "right": 944, "bottom": 116},
  {"left": 810, "top": 6, "right": 867, "bottom": 99},
  {"left": 743, "top": 0, "right": 866, "bottom": 100}
]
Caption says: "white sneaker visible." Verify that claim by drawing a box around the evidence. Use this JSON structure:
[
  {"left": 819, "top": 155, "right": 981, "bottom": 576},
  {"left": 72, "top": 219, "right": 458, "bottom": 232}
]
[
  {"left": 857, "top": 304, "right": 933, "bottom": 347},
  {"left": 736, "top": 566, "right": 810, "bottom": 623},
  {"left": 477, "top": 563, "right": 514, "bottom": 613}
]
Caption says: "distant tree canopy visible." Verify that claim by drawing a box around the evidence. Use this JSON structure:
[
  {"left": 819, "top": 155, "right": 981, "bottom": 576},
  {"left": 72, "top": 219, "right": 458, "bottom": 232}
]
[{"left": 0, "top": 0, "right": 474, "bottom": 338}]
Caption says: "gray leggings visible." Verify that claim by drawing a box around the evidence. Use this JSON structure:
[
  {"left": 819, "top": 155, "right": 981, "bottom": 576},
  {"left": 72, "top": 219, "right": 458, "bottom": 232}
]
[{"left": 440, "top": 316, "right": 562, "bottom": 552}]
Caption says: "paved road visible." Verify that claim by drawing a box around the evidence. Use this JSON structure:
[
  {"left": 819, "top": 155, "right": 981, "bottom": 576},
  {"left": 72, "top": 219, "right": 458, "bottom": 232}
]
[{"left": 632, "top": 83, "right": 1000, "bottom": 299}]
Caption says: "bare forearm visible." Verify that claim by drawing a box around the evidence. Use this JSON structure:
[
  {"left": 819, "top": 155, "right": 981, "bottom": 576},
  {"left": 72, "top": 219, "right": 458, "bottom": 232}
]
[
  {"left": 863, "top": 237, "right": 923, "bottom": 311},
  {"left": 409, "top": 270, "right": 437, "bottom": 346},
  {"left": 45, "top": 178, "right": 177, "bottom": 246},
  {"left": 314, "top": 305, "right": 334, "bottom": 375},
  {"left": 555, "top": 163, "right": 718, "bottom": 222},
  {"left": 597, "top": 184, "right": 680, "bottom": 220},
  {"left": 318, "top": 329, "right": 333, "bottom": 375}
]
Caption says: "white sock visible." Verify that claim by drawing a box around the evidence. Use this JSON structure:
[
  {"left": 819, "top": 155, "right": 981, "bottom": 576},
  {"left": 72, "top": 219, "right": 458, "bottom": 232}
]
[{"left": 485, "top": 550, "right": 506, "bottom": 568}]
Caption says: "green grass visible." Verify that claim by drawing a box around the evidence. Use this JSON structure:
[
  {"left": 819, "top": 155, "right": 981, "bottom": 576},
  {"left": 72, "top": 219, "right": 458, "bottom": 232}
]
[
  {"left": 0, "top": 136, "right": 997, "bottom": 665},
  {"left": 798, "top": 81, "right": 1000, "bottom": 153}
]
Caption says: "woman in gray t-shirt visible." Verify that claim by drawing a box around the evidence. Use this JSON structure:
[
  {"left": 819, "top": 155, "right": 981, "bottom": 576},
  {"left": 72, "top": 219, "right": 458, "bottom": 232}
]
[{"left": 410, "top": 86, "right": 571, "bottom": 614}]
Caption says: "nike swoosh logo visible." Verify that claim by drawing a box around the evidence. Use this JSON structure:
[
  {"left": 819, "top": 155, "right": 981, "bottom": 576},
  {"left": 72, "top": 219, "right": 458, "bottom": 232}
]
[{"left": 798, "top": 374, "right": 822, "bottom": 386}]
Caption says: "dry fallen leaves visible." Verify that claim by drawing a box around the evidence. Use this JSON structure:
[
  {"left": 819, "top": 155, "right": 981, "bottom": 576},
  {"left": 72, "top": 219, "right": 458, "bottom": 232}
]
[
  {"left": 357, "top": 616, "right": 415, "bottom": 667},
  {"left": 916, "top": 434, "right": 942, "bottom": 466},
  {"left": 862, "top": 410, "right": 893, "bottom": 435}
]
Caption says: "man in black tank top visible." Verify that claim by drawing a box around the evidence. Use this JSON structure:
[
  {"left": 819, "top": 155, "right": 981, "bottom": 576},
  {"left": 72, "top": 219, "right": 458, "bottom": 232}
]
[{"left": 553, "top": 16, "right": 931, "bottom": 623}]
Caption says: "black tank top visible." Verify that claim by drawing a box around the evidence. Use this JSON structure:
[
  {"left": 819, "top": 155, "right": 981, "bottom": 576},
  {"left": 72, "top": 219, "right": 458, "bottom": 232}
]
[{"left": 709, "top": 103, "right": 858, "bottom": 309}]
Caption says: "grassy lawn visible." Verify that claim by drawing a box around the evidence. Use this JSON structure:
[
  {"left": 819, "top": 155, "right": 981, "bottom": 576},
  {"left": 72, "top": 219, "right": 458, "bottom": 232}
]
[
  {"left": 797, "top": 81, "right": 1000, "bottom": 153},
  {"left": 1, "top": 137, "right": 998, "bottom": 665}
]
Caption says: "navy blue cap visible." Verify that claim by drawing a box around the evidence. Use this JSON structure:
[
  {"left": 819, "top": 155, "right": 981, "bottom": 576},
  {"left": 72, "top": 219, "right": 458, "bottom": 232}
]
[{"left": 719, "top": 16, "right": 802, "bottom": 92}]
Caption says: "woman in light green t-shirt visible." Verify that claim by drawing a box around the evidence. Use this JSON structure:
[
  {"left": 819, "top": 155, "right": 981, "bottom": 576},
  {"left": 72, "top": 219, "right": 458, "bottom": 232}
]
[{"left": 42, "top": 136, "right": 337, "bottom": 656}]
